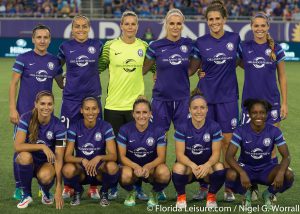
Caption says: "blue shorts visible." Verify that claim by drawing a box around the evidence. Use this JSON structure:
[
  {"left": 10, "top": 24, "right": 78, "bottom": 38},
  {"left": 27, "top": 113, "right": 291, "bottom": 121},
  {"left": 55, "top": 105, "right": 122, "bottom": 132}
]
[
  {"left": 151, "top": 98, "right": 189, "bottom": 132},
  {"left": 240, "top": 105, "right": 281, "bottom": 125},
  {"left": 60, "top": 97, "right": 102, "bottom": 128},
  {"left": 207, "top": 101, "right": 239, "bottom": 133}
]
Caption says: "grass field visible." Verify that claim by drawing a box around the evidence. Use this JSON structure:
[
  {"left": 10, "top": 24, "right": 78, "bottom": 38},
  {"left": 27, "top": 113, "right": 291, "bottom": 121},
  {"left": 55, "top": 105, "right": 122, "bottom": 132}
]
[{"left": 0, "top": 58, "right": 299, "bottom": 214}]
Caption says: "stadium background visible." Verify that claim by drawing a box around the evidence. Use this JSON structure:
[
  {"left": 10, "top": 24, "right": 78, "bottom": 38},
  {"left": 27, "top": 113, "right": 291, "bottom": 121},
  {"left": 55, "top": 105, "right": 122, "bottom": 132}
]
[{"left": 0, "top": 0, "right": 300, "bottom": 213}]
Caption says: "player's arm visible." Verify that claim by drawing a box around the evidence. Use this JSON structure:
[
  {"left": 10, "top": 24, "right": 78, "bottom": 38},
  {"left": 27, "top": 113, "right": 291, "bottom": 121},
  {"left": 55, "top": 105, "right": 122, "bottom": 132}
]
[
  {"left": 64, "top": 140, "right": 82, "bottom": 163},
  {"left": 277, "top": 61, "right": 288, "bottom": 119},
  {"left": 143, "top": 144, "right": 166, "bottom": 172},
  {"left": 142, "top": 58, "right": 155, "bottom": 75},
  {"left": 117, "top": 143, "right": 141, "bottom": 169},
  {"left": 14, "top": 130, "right": 46, "bottom": 152},
  {"left": 54, "top": 142, "right": 65, "bottom": 209},
  {"left": 100, "top": 139, "right": 117, "bottom": 162},
  {"left": 98, "top": 41, "right": 110, "bottom": 73},
  {"left": 9, "top": 72, "right": 21, "bottom": 124},
  {"left": 175, "top": 140, "right": 198, "bottom": 173},
  {"left": 55, "top": 74, "right": 64, "bottom": 89},
  {"left": 188, "top": 58, "right": 201, "bottom": 76}
]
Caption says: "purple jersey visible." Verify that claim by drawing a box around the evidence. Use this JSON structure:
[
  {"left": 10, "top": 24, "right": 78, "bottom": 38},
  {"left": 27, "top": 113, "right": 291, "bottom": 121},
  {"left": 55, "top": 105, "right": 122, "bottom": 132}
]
[
  {"left": 239, "top": 41, "right": 285, "bottom": 107},
  {"left": 117, "top": 121, "right": 166, "bottom": 166},
  {"left": 194, "top": 31, "right": 240, "bottom": 104},
  {"left": 67, "top": 119, "right": 115, "bottom": 160},
  {"left": 58, "top": 39, "right": 103, "bottom": 101},
  {"left": 12, "top": 50, "right": 62, "bottom": 115},
  {"left": 174, "top": 119, "right": 223, "bottom": 165},
  {"left": 17, "top": 111, "right": 66, "bottom": 163},
  {"left": 231, "top": 123, "right": 286, "bottom": 168},
  {"left": 146, "top": 37, "right": 195, "bottom": 101}
]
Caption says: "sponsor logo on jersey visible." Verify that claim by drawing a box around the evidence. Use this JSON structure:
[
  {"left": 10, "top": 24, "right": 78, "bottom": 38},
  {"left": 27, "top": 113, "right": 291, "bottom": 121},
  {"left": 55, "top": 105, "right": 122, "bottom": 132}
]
[
  {"left": 33, "top": 70, "right": 51, "bottom": 82},
  {"left": 226, "top": 42, "right": 234, "bottom": 51},
  {"left": 252, "top": 57, "right": 266, "bottom": 68},
  {"left": 263, "top": 138, "right": 271, "bottom": 147},
  {"left": 133, "top": 147, "right": 148, "bottom": 158},
  {"left": 271, "top": 110, "right": 278, "bottom": 120},
  {"left": 80, "top": 143, "right": 101, "bottom": 156},
  {"left": 245, "top": 148, "right": 269, "bottom": 160},
  {"left": 146, "top": 137, "right": 155, "bottom": 146},
  {"left": 122, "top": 59, "right": 138, "bottom": 72},
  {"left": 36, "top": 140, "right": 46, "bottom": 144},
  {"left": 208, "top": 53, "right": 232, "bottom": 65},
  {"left": 203, "top": 133, "right": 211, "bottom": 142},
  {"left": 180, "top": 45, "right": 188, "bottom": 53},
  {"left": 168, "top": 54, "right": 183, "bottom": 65},
  {"left": 138, "top": 49, "right": 144, "bottom": 57},
  {"left": 94, "top": 132, "right": 102, "bottom": 141},
  {"left": 47, "top": 62, "right": 54, "bottom": 70},
  {"left": 191, "top": 144, "right": 204, "bottom": 155},
  {"left": 74, "top": 55, "right": 89, "bottom": 67},
  {"left": 88, "top": 46, "right": 96, "bottom": 54},
  {"left": 46, "top": 131, "right": 54, "bottom": 140}
]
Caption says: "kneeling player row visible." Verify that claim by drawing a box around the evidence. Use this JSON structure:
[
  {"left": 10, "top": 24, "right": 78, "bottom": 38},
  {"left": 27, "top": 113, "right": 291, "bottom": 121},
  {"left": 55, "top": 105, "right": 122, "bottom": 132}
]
[{"left": 13, "top": 91, "right": 294, "bottom": 209}]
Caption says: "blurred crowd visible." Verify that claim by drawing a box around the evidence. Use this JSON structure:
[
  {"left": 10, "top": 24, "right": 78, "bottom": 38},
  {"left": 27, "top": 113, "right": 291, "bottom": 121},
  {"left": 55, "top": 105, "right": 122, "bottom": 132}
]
[{"left": 0, "top": 0, "right": 81, "bottom": 17}]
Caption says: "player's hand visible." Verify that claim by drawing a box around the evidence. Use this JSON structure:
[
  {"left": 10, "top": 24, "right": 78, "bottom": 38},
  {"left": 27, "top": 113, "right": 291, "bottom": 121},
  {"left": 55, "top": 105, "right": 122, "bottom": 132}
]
[
  {"left": 196, "top": 163, "right": 211, "bottom": 179},
  {"left": 81, "top": 158, "right": 89, "bottom": 168},
  {"left": 280, "top": 103, "right": 288, "bottom": 120},
  {"left": 85, "top": 156, "right": 101, "bottom": 176},
  {"left": 42, "top": 145, "right": 56, "bottom": 163},
  {"left": 55, "top": 185, "right": 64, "bottom": 209},
  {"left": 191, "top": 164, "right": 200, "bottom": 178},
  {"left": 272, "top": 171, "right": 285, "bottom": 190},
  {"left": 197, "top": 69, "right": 206, "bottom": 79},
  {"left": 142, "top": 164, "right": 152, "bottom": 178},
  {"left": 133, "top": 166, "right": 144, "bottom": 177},
  {"left": 240, "top": 171, "right": 251, "bottom": 189},
  {"left": 10, "top": 109, "right": 20, "bottom": 125}
]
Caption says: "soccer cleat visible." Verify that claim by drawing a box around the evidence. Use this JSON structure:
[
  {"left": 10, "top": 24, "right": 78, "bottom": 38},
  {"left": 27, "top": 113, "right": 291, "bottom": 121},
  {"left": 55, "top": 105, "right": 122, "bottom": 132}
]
[
  {"left": 206, "top": 193, "right": 218, "bottom": 208},
  {"left": 88, "top": 186, "right": 100, "bottom": 199},
  {"left": 108, "top": 187, "right": 118, "bottom": 200},
  {"left": 271, "top": 194, "right": 277, "bottom": 202},
  {"left": 250, "top": 184, "right": 259, "bottom": 201},
  {"left": 136, "top": 189, "right": 149, "bottom": 201},
  {"left": 62, "top": 185, "right": 74, "bottom": 199},
  {"left": 176, "top": 194, "right": 187, "bottom": 209},
  {"left": 242, "top": 190, "right": 252, "bottom": 208},
  {"left": 70, "top": 191, "right": 83, "bottom": 206},
  {"left": 41, "top": 189, "right": 54, "bottom": 205},
  {"left": 17, "top": 195, "right": 33, "bottom": 209},
  {"left": 157, "top": 191, "right": 167, "bottom": 201},
  {"left": 99, "top": 192, "right": 110, "bottom": 207},
  {"left": 224, "top": 189, "right": 235, "bottom": 202},
  {"left": 124, "top": 190, "right": 136, "bottom": 206},
  {"left": 13, "top": 188, "right": 23, "bottom": 200},
  {"left": 193, "top": 187, "right": 208, "bottom": 200},
  {"left": 147, "top": 191, "right": 159, "bottom": 207},
  {"left": 262, "top": 190, "right": 273, "bottom": 210}
]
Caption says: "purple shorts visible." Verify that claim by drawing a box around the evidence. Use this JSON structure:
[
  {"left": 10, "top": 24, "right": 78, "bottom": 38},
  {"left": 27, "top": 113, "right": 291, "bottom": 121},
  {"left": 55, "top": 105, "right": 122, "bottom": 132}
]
[
  {"left": 78, "top": 162, "right": 103, "bottom": 185},
  {"left": 60, "top": 98, "right": 102, "bottom": 128},
  {"left": 207, "top": 101, "right": 239, "bottom": 133},
  {"left": 151, "top": 98, "right": 189, "bottom": 132},
  {"left": 241, "top": 105, "right": 281, "bottom": 125}
]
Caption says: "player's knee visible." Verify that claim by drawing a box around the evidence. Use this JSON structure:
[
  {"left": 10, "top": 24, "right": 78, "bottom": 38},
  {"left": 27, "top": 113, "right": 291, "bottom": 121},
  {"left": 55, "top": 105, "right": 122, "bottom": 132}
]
[
  {"left": 62, "top": 163, "right": 77, "bottom": 179},
  {"left": 285, "top": 168, "right": 294, "bottom": 182},
  {"left": 104, "top": 161, "right": 119, "bottom": 175},
  {"left": 213, "top": 162, "right": 224, "bottom": 171},
  {"left": 120, "top": 168, "right": 134, "bottom": 185},
  {"left": 155, "top": 164, "right": 170, "bottom": 183},
  {"left": 38, "top": 169, "right": 54, "bottom": 185},
  {"left": 16, "top": 152, "right": 33, "bottom": 165},
  {"left": 172, "top": 162, "right": 186, "bottom": 174},
  {"left": 226, "top": 168, "right": 238, "bottom": 181}
]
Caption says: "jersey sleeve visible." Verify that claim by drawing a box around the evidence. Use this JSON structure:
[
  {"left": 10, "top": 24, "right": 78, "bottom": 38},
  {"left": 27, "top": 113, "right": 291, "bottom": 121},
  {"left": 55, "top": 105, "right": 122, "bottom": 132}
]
[
  {"left": 104, "top": 122, "right": 115, "bottom": 141},
  {"left": 211, "top": 122, "right": 223, "bottom": 143},
  {"left": 156, "top": 129, "right": 167, "bottom": 147},
  {"left": 273, "top": 127, "right": 286, "bottom": 147},
  {"left": 57, "top": 43, "right": 66, "bottom": 61},
  {"left": 231, "top": 127, "right": 242, "bottom": 147},
  {"left": 174, "top": 127, "right": 186, "bottom": 143},
  {"left": 17, "top": 113, "right": 30, "bottom": 133},
  {"left": 116, "top": 126, "right": 128, "bottom": 148},
  {"left": 54, "top": 120, "right": 67, "bottom": 147},
  {"left": 67, "top": 124, "right": 77, "bottom": 143},
  {"left": 12, "top": 54, "right": 25, "bottom": 74},
  {"left": 99, "top": 40, "right": 112, "bottom": 73},
  {"left": 146, "top": 41, "right": 156, "bottom": 60},
  {"left": 275, "top": 43, "right": 286, "bottom": 63}
]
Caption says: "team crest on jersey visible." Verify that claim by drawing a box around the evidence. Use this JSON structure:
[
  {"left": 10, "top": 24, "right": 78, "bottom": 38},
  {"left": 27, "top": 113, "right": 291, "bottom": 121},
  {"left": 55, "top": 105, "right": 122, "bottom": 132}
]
[
  {"left": 231, "top": 118, "right": 238, "bottom": 128},
  {"left": 146, "top": 137, "right": 155, "bottom": 146},
  {"left": 46, "top": 131, "right": 54, "bottom": 140},
  {"left": 265, "top": 48, "right": 271, "bottom": 56},
  {"left": 47, "top": 62, "right": 54, "bottom": 70},
  {"left": 263, "top": 138, "right": 271, "bottom": 147},
  {"left": 180, "top": 45, "right": 188, "bottom": 53},
  {"left": 271, "top": 110, "right": 278, "bottom": 120},
  {"left": 94, "top": 132, "right": 102, "bottom": 141},
  {"left": 137, "top": 49, "right": 144, "bottom": 57},
  {"left": 203, "top": 133, "right": 210, "bottom": 142},
  {"left": 226, "top": 42, "right": 234, "bottom": 51},
  {"left": 88, "top": 46, "right": 96, "bottom": 54}
]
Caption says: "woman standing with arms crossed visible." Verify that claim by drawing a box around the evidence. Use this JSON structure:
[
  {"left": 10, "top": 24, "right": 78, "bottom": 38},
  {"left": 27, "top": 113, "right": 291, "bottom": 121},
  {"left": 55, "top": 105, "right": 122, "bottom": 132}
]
[
  {"left": 58, "top": 15, "right": 103, "bottom": 199},
  {"left": 193, "top": 0, "right": 241, "bottom": 201},
  {"left": 99, "top": 11, "right": 153, "bottom": 200}
]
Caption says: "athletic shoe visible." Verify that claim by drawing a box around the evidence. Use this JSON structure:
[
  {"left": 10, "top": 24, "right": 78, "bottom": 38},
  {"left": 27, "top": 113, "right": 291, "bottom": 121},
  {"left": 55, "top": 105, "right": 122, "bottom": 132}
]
[
  {"left": 88, "top": 186, "right": 100, "bottom": 199},
  {"left": 136, "top": 189, "right": 149, "bottom": 201},
  {"left": 262, "top": 190, "right": 273, "bottom": 210},
  {"left": 250, "top": 184, "right": 259, "bottom": 201},
  {"left": 271, "top": 194, "right": 277, "bottom": 202},
  {"left": 242, "top": 190, "right": 252, "bottom": 208},
  {"left": 206, "top": 192, "right": 218, "bottom": 208},
  {"left": 108, "top": 187, "right": 118, "bottom": 200},
  {"left": 70, "top": 191, "right": 83, "bottom": 206},
  {"left": 62, "top": 185, "right": 74, "bottom": 199},
  {"left": 124, "top": 190, "right": 136, "bottom": 206},
  {"left": 17, "top": 195, "right": 33, "bottom": 209},
  {"left": 224, "top": 189, "right": 235, "bottom": 202},
  {"left": 176, "top": 194, "right": 187, "bottom": 209},
  {"left": 147, "top": 191, "right": 159, "bottom": 207},
  {"left": 157, "top": 191, "right": 167, "bottom": 201},
  {"left": 100, "top": 192, "right": 110, "bottom": 207},
  {"left": 38, "top": 186, "right": 42, "bottom": 197},
  {"left": 193, "top": 187, "right": 208, "bottom": 200},
  {"left": 41, "top": 189, "right": 54, "bottom": 205},
  {"left": 13, "top": 188, "right": 23, "bottom": 200}
]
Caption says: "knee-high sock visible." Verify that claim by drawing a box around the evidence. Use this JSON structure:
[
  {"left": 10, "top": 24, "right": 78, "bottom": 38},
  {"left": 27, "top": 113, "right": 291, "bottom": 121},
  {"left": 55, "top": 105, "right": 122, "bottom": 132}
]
[
  {"left": 199, "top": 182, "right": 209, "bottom": 190},
  {"left": 38, "top": 179, "right": 54, "bottom": 195},
  {"left": 134, "top": 178, "right": 143, "bottom": 191},
  {"left": 13, "top": 153, "right": 21, "bottom": 188},
  {"left": 268, "top": 178, "right": 294, "bottom": 195},
  {"left": 209, "top": 169, "right": 226, "bottom": 194},
  {"left": 16, "top": 163, "right": 33, "bottom": 196},
  {"left": 63, "top": 177, "right": 72, "bottom": 188},
  {"left": 66, "top": 175, "right": 83, "bottom": 192},
  {"left": 152, "top": 177, "right": 170, "bottom": 192},
  {"left": 101, "top": 171, "right": 120, "bottom": 193},
  {"left": 172, "top": 173, "right": 189, "bottom": 195},
  {"left": 120, "top": 182, "right": 134, "bottom": 192}
]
